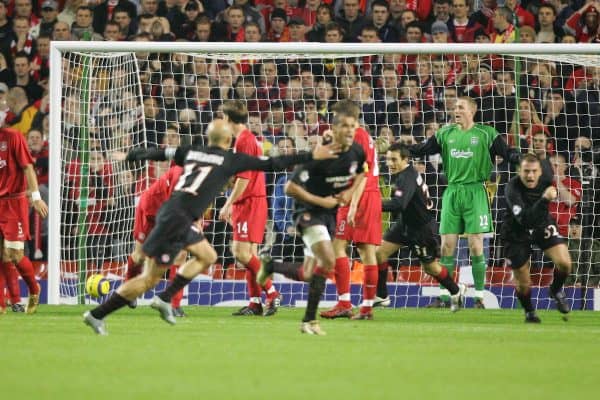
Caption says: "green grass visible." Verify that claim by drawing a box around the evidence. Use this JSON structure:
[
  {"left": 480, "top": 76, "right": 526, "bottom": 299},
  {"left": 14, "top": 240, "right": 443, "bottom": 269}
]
[{"left": 1, "top": 306, "right": 599, "bottom": 400}]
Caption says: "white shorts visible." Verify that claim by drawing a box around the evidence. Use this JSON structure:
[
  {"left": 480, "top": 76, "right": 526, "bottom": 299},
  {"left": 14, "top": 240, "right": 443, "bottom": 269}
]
[
  {"left": 301, "top": 225, "right": 331, "bottom": 257},
  {"left": 4, "top": 240, "right": 25, "bottom": 250}
]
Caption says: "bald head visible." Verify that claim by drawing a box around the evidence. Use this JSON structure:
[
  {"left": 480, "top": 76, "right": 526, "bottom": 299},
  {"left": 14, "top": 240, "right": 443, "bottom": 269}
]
[{"left": 207, "top": 119, "right": 233, "bottom": 148}]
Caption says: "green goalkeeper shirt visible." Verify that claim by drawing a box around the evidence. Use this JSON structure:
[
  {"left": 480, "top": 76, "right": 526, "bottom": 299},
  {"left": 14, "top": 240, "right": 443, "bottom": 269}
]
[{"left": 410, "top": 123, "right": 520, "bottom": 185}]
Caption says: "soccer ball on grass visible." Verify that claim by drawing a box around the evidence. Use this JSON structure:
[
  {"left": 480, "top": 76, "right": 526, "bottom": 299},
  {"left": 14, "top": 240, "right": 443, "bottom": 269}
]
[{"left": 86, "top": 274, "right": 110, "bottom": 298}]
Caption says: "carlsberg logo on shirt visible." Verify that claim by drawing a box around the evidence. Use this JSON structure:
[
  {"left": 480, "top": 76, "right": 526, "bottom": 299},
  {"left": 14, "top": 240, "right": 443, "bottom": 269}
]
[{"left": 450, "top": 149, "right": 474, "bottom": 159}]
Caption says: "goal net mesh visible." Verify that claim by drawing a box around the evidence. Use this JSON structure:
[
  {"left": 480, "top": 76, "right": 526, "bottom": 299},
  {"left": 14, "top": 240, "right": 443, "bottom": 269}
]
[{"left": 56, "top": 49, "right": 600, "bottom": 309}]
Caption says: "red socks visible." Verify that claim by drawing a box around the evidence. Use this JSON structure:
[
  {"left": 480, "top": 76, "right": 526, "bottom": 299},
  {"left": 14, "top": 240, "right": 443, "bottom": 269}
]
[
  {"left": 4, "top": 263, "right": 21, "bottom": 303},
  {"left": 362, "top": 265, "right": 378, "bottom": 310},
  {"left": 244, "top": 255, "right": 263, "bottom": 299},
  {"left": 11, "top": 257, "right": 39, "bottom": 295},
  {"left": 168, "top": 265, "right": 184, "bottom": 308},
  {"left": 334, "top": 257, "right": 351, "bottom": 308}
]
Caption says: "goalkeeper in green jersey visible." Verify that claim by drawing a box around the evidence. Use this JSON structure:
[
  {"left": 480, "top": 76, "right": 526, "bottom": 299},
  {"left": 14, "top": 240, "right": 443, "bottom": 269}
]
[{"left": 410, "top": 97, "right": 520, "bottom": 307}]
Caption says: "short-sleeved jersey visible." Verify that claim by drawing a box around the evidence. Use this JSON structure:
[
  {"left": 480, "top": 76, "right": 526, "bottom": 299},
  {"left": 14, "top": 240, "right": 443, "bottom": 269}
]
[
  {"left": 353, "top": 127, "right": 379, "bottom": 192},
  {"left": 435, "top": 123, "right": 498, "bottom": 185},
  {"left": 140, "top": 165, "right": 183, "bottom": 216},
  {"left": 0, "top": 128, "right": 34, "bottom": 197},
  {"left": 167, "top": 145, "right": 313, "bottom": 221},
  {"left": 290, "top": 142, "right": 365, "bottom": 215},
  {"left": 233, "top": 128, "right": 266, "bottom": 201},
  {"left": 383, "top": 164, "right": 434, "bottom": 227}
]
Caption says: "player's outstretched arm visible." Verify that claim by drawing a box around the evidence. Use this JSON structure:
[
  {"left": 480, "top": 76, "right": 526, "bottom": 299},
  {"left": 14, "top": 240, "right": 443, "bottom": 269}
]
[
  {"left": 125, "top": 146, "right": 189, "bottom": 165},
  {"left": 231, "top": 142, "right": 339, "bottom": 174},
  {"left": 24, "top": 164, "right": 48, "bottom": 218},
  {"left": 409, "top": 135, "right": 442, "bottom": 157}
]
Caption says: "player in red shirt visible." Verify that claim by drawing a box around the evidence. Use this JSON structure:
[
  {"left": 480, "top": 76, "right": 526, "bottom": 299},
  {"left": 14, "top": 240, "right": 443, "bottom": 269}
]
[
  {"left": 125, "top": 163, "right": 189, "bottom": 315},
  {"left": 219, "top": 100, "right": 280, "bottom": 316},
  {"left": 548, "top": 154, "right": 582, "bottom": 237},
  {"left": 320, "top": 100, "right": 383, "bottom": 320},
  {"left": 0, "top": 123, "right": 48, "bottom": 314}
]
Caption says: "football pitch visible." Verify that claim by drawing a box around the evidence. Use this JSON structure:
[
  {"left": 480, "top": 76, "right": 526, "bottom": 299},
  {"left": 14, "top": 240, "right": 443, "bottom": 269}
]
[{"left": 1, "top": 306, "right": 598, "bottom": 400}]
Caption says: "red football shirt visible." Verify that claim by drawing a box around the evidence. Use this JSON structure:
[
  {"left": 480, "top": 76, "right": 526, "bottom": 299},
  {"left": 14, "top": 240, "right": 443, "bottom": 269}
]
[
  {"left": 353, "top": 127, "right": 379, "bottom": 192},
  {"left": 549, "top": 177, "right": 582, "bottom": 237},
  {"left": 140, "top": 165, "right": 183, "bottom": 216},
  {"left": 0, "top": 128, "right": 34, "bottom": 197},
  {"left": 233, "top": 128, "right": 266, "bottom": 201}
]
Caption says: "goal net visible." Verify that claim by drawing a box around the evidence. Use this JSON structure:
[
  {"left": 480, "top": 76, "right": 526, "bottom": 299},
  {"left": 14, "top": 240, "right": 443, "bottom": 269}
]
[{"left": 49, "top": 43, "right": 600, "bottom": 310}]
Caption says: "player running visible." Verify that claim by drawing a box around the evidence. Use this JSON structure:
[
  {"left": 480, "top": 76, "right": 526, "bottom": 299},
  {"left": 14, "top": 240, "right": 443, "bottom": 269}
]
[
  {"left": 125, "top": 164, "right": 189, "bottom": 316},
  {"left": 83, "top": 119, "right": 338, "bottom": 335},
  {"left": 376, "top": 142, "right": 466, "bottom": 312},
  {"left": 502, "top": 153, "right": 571, "bottom": 323},
  {"left": 257, "top": 101, "right": 366, "bottom": 335}
]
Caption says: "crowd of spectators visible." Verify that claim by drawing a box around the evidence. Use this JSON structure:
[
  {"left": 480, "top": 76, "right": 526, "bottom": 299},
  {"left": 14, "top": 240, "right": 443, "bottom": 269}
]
[{"left": 1, "top": 0, "right": 599, "bottom": 286}]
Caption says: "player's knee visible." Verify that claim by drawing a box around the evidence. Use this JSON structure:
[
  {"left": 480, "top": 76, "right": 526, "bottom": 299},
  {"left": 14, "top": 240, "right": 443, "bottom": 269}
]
[
  {"left": 231, "top": 243, "right": 251, "bottom": 263},
  {"left": 512, "top": 267, "right": 531, "bottom": 289},
  {"left": 206, "top": 248, "right": 218, "bottom": 266},
  {"left": 421, "top": 261, "right": 437, "bottom": 275},
  {"left": 144, "top": 274, "right": 162, "bottom": 291},
  {"left": 467, "top": 243, "right": 483, "bottom": 256},
  {"left": 440, "top": 241, "right": 455, "bottom": 257},
  {"left": 319, "top": 254, "right": 336, "bottom": 272},
  {"left": 557, "top": 259, "right": 572, "bottom": 274},
  {"left": 303, "top": 266, "right": 314, "bottom": 281},
  {"left": 375, "top": 251, "right": 385, "bottom": 265}
]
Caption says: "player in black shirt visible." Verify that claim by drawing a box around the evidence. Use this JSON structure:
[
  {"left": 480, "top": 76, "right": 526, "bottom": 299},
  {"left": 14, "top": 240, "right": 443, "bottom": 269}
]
[
  {"left": 502, "top": 153, "right": 572, "bottom": 323},
  {"left": 257, "top": 107, "right": 366, "bottom": 335},
  {"left": 83, "top": 119, "right": 339, "bottom": 335},
  {"left": 375, "top": 143, "right": 466, "bottom": 312}
]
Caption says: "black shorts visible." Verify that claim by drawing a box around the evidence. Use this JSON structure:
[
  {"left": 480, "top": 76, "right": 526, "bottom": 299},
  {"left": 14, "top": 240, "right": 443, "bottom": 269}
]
[
  {"left": 383, "top": 221, "right": 440, "bottom": 263},
  {"left": 503, "top": 223, "right": 566, "bottom": 269},
  {"left": 142, "top": 204, "right": 204, "bottom": 265},
  {"left": 294, "top": 210, "right": 336, "bottom": 236}
]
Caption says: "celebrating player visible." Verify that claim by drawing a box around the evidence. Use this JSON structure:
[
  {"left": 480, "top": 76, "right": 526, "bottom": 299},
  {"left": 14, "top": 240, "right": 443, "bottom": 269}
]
[
  {"left": 257, "top": 102, "right": 366, "bottom": 335},
  {"left": 320, "top": 100, "right": 382, "bottom": 320},
  {"left": 218, "top": 100, "right": 281, "bottom": 316},
  {"left": 0, "top": 123, "right": 48, "bottom": 314},
  {"left": 377, "top": 143, "right": 466, "bottom": 311},
  {"left": 502, "top": 153, "right": 571, "bottom": 323},
  {"left": 411, "top": 97, "right": 519, "bottom": 308},
  {"left": 83, "top": 119, "right": 338, "bottom": 335}
]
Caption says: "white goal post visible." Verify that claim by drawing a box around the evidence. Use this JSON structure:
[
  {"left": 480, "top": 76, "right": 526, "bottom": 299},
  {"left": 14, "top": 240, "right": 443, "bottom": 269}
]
[{"left": 48, "top": 42, "right": 600, "bottom": 308}]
